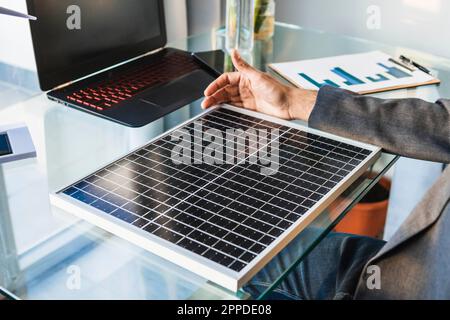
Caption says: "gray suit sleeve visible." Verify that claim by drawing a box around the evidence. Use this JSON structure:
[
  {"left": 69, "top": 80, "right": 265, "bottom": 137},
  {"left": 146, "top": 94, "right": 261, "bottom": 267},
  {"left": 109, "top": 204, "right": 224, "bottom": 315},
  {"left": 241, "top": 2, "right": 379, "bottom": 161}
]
[{"left": 309, "top": 86, "right": 450, "bottom": 163}]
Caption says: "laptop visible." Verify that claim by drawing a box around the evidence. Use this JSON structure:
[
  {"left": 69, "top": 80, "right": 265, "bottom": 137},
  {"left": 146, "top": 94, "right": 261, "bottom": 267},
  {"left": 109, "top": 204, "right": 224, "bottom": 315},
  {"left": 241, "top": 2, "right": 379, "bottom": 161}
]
[{"left": 26, "top": 0, "right": 218, "bottom": 127}]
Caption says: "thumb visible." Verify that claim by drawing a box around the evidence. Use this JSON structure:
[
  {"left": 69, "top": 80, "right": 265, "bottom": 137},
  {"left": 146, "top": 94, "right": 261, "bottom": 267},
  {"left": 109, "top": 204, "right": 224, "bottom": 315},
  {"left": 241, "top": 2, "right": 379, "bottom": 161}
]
[{"left": 231, "top": 50, "right": 260, "bottom": 79}]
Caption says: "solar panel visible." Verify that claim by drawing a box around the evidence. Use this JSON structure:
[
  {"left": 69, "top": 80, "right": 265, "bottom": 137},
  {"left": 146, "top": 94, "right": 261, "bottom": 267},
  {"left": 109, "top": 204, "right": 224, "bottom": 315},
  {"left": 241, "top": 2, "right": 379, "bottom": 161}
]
[{"left": 50, "top": 105, "right": 381, "bottom": 291}]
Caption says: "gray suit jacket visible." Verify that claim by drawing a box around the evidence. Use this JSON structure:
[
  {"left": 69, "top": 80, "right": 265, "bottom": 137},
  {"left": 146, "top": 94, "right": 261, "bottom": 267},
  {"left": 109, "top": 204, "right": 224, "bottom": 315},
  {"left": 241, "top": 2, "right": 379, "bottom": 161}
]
[{"left": 309, "top": 85, "right": 450, "bottom": 299}]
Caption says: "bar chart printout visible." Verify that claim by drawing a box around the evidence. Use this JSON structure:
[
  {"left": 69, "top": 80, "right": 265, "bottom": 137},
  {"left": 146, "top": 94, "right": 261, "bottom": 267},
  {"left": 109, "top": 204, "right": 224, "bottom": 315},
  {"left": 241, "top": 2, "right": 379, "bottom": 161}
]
[{"left": 270, "top": 51, "right": 438, "bottom": 94}]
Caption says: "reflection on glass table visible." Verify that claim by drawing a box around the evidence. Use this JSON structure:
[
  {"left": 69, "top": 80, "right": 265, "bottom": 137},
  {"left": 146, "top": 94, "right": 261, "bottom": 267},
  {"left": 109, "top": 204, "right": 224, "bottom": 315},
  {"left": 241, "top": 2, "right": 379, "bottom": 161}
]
[{"left": 1, "top": 23, "right": 449, "bottom": 300}]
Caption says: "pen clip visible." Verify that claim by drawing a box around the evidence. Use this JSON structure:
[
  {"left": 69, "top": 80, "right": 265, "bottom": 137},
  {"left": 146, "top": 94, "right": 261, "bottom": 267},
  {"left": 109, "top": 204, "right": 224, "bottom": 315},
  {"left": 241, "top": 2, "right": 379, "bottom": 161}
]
[{"left": 389, "top": 57, "right": 416, "bottom": 72}]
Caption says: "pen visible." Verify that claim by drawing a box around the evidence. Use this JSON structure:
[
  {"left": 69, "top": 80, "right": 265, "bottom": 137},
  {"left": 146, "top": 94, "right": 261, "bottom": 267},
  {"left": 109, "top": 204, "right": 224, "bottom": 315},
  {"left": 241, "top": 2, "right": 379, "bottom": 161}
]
[{"left": 399, "top": 55, "right": 431, "bottom": 74}]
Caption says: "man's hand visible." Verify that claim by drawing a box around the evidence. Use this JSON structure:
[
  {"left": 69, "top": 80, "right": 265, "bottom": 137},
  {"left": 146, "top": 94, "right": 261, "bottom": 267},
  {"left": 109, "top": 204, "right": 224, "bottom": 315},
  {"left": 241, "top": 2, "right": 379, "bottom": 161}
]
[{"left": 201, "top": 50, "right": 318, "bottom": 122}]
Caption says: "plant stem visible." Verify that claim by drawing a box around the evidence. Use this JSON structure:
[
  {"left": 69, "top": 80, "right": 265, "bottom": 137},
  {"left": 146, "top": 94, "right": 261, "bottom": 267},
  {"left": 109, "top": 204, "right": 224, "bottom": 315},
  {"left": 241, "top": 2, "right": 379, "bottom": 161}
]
[{"left": 254, "top": 0, "right": 270, "bottom": 33}]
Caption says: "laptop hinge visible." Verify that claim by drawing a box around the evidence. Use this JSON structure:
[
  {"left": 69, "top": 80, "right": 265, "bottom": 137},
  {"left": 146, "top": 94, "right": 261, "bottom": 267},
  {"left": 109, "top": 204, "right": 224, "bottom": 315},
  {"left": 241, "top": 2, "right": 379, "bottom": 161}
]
[
  {"left": 143, "top": 47, "right": 165, "bottom": 57},
  {"left": 53, "top": 81, "right": 74, "bottom": 90}
]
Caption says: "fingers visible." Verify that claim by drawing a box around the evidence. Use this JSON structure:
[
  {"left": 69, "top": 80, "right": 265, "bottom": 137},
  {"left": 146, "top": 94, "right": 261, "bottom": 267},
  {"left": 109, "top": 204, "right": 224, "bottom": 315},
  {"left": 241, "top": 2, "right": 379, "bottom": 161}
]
[
  {"left": 202, "top": 50, "right": 260, "bottom": 110},
  {"left": 230, "top": 50, "right": 260, "bottom": 80},
  {"left": 204, "top": 72, "right": 240, "bottom": 97},
  {"left": 202, "top": 96, "right": 242, "bottom": 109},
  {"left": 201, "top": 85, "right": 240, "bottom": 109}
]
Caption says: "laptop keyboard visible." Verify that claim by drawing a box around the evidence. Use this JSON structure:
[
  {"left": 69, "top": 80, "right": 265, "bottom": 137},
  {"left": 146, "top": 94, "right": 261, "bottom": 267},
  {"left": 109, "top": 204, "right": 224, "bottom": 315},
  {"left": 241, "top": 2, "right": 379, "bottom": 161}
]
[{"left": 66, "top": 52, "right": 200, "bottom": 111}]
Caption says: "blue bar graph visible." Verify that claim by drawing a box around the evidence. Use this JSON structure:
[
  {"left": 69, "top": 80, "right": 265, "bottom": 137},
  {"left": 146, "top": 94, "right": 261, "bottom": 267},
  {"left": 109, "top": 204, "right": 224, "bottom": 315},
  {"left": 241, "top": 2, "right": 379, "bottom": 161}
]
[
  {"left": 377, "top": 63, "right": 411, "bottom": 78},
  {"left": 299, "top": 60, "right": 413, "bottom": 89},
  {"left": 331, "top": 67, "right": 365, "bottom": 85},
  {"left": 367, "top": 74, "right": 389, "bottom": 82},
  {"left": 299, "top": 73, "right": 339, "bottom": 89}
]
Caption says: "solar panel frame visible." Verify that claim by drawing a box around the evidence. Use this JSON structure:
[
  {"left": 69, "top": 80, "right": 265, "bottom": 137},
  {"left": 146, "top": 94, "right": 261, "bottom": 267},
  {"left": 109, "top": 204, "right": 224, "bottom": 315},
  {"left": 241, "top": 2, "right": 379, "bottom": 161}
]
[{"left": 50, "top": 104, "right": 381, "bottom": 292}]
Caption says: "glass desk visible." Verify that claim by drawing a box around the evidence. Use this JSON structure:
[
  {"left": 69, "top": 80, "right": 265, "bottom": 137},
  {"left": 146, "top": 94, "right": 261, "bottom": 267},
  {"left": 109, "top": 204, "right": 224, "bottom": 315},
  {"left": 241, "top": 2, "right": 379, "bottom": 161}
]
[{"left": 1, "top": 23, "right": 448, "bottom": 300}]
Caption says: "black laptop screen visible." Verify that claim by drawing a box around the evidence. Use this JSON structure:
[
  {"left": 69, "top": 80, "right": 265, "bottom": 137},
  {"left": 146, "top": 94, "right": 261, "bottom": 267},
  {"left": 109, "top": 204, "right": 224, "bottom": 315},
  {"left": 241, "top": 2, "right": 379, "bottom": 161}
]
[{"left": 27, "top": 0, "right": 166, "bottom": 90}]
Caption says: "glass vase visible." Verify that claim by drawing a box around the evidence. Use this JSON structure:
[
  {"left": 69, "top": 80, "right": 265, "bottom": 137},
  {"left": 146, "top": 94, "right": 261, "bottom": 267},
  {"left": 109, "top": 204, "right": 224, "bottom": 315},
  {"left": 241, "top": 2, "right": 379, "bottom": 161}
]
[
  {"left": 254, "top": 0, "right": 275, "bottom": 40},
  {"left": 225, "top": 0, "right": 255, "bottom": 54}
]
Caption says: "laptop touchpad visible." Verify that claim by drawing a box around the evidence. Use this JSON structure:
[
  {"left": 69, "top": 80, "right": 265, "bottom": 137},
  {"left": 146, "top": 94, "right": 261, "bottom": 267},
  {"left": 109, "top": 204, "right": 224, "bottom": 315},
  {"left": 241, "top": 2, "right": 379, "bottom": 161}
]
[{"left": 140, "top": 69, "right": 215, "bottom": 107}]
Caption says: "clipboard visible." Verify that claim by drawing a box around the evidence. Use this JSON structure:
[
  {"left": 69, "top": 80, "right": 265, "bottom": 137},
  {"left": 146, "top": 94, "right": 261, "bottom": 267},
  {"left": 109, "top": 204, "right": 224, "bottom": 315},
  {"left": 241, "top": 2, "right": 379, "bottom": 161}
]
[{"left": 268, "top": 51, "right": 440, "bottom": 95}]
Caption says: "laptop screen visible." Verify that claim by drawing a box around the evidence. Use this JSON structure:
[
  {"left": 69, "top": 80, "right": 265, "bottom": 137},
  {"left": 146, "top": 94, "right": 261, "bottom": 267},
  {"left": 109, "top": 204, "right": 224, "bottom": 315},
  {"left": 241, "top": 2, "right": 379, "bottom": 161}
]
[{"left": 27, "top": 0, "right": 166, "bottom": 90}]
